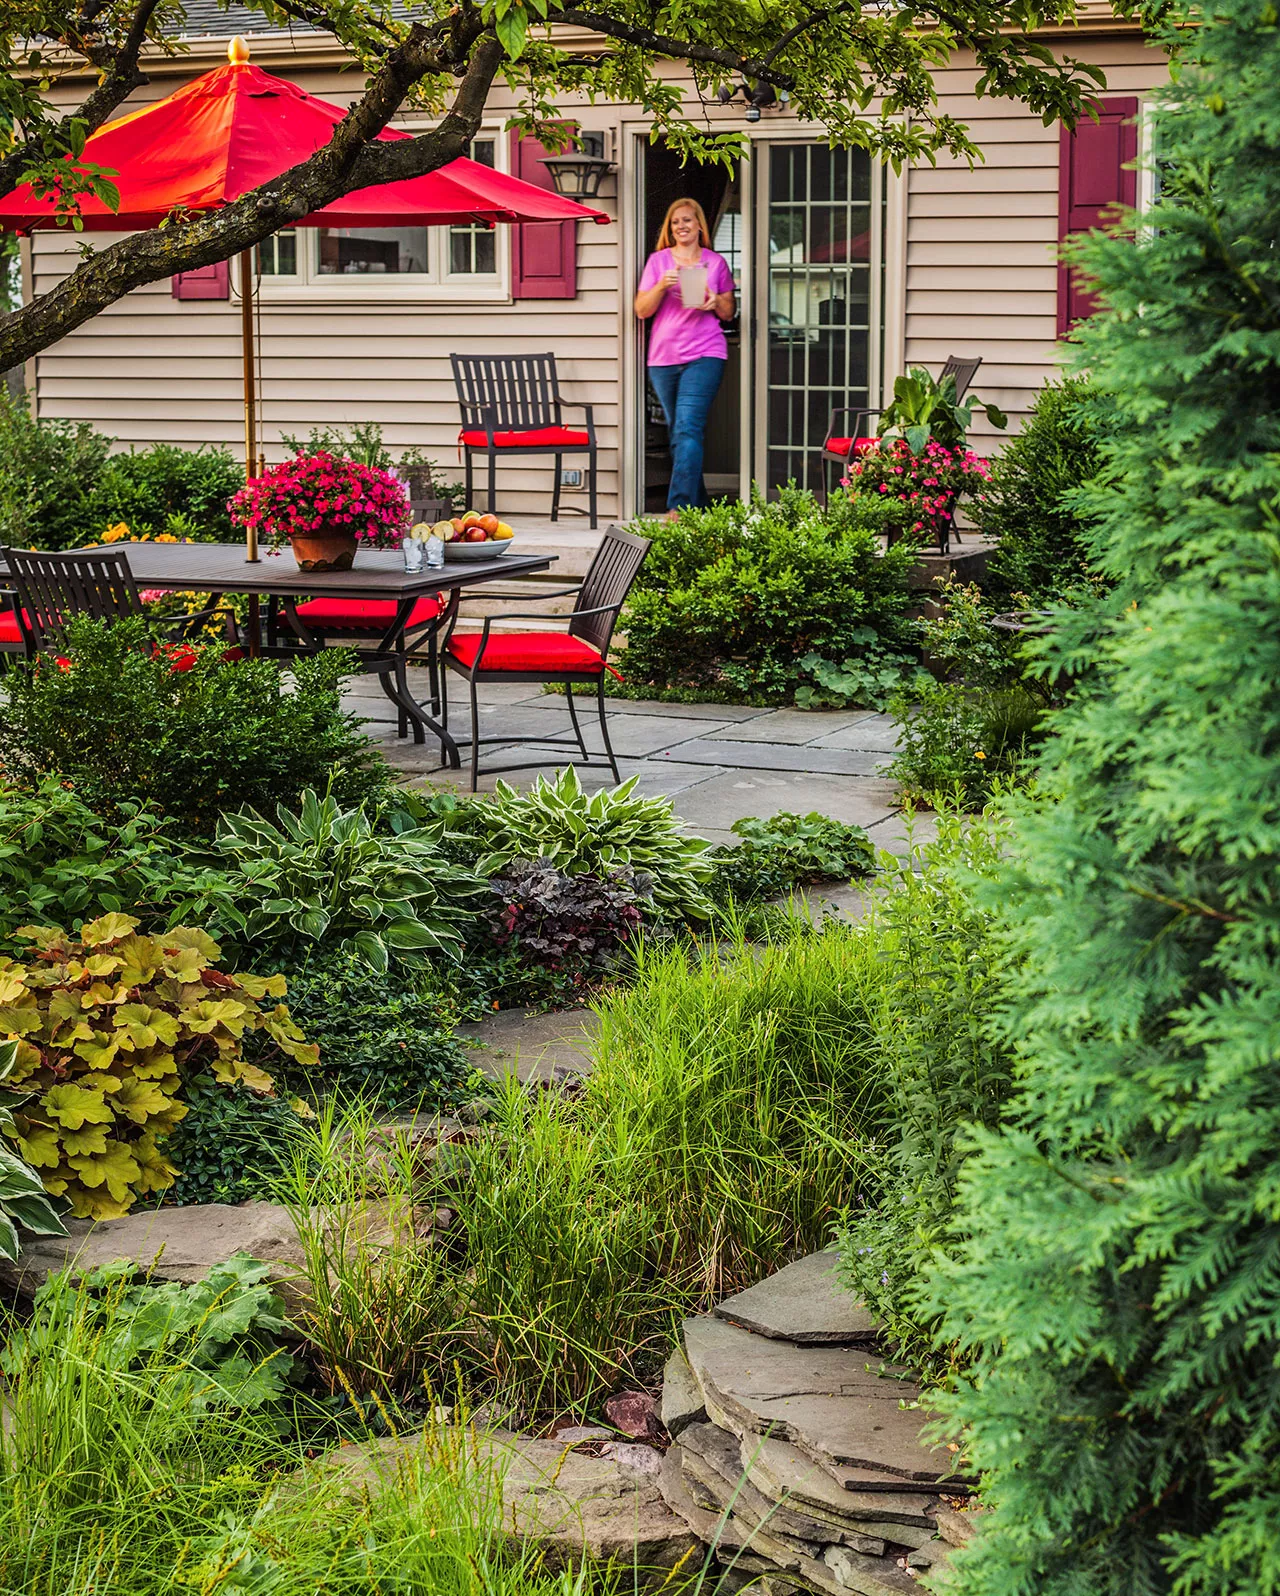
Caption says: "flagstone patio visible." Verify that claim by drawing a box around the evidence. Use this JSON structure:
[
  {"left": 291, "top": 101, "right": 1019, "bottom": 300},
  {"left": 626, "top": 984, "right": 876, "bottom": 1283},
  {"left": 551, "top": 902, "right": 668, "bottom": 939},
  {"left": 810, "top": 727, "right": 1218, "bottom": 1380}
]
[{"left": 343, "top": 671, "right": 936, "bottom": 855}]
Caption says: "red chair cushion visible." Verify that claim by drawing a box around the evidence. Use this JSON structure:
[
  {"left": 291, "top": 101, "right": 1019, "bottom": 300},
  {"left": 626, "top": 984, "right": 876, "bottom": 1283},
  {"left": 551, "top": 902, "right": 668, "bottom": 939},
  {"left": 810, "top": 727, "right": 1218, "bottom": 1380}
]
[
  {"left": 294, "top": 596, "right": 441, "bottom": 632},
  {"left": 447, "top": 631, "right": 620, "bottom": 678},
  {"left": 0, "top": 610, "right": 31, "bottom": 644},
  {"left": 460, "top": 426, "right": 591, "bottom": 451},
  {"left": 153, "top": 642, "right": 245, "bottom": 673},
  {"left": 824, "top": 436, "right": 878, "bottom": 458}
]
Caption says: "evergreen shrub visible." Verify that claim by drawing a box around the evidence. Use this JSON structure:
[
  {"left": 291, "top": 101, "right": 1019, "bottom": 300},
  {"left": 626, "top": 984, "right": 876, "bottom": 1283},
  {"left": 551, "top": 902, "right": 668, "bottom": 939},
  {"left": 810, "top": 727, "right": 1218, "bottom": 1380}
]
[
  {"left": 974, "top": 376, "right": 1102, "bottom": 602},
  {"left": 927, "top": 8, "right": 1280, "bottom": 1590},
  {"left": 619, "top": 486, "right": 919, "bottom": 703}
]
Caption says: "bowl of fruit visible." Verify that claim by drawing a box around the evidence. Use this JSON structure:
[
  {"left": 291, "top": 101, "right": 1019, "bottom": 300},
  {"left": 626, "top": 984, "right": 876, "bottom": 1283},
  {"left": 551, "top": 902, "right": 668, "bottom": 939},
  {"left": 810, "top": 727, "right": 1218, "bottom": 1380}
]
[{"left": 434, "top": 511, "right": 516, "bottom": 560}]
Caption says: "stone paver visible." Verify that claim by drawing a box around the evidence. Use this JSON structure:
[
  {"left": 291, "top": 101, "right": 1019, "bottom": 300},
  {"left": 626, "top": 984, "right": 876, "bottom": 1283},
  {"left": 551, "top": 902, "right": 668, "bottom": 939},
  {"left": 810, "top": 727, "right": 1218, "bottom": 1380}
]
[
  {"left": 712, "top": 1247, "right": 878, "bottom": 1346},
  {"left": 704, "top": 709, "right": 874, "bottom": 745},
  {"left": 459, "top": 1006, "right": 598, "bottom": 1084},
  {"left": 654, "top": 739, "right": 889, "bottom": 778}
]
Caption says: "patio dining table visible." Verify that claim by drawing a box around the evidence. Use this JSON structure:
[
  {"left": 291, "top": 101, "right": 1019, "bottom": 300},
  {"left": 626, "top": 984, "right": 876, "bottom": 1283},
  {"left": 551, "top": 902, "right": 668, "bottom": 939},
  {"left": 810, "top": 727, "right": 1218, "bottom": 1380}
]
[{"left": 4, "top": 541, "right": 556, "bottom": 770}]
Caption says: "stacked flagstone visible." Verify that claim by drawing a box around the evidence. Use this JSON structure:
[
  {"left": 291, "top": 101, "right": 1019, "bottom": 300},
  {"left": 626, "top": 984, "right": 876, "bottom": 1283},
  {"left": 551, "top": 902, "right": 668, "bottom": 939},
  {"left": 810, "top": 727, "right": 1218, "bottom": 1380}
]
[{"left": 659, "top": 1248, "right": 974, "bottom": 1594}]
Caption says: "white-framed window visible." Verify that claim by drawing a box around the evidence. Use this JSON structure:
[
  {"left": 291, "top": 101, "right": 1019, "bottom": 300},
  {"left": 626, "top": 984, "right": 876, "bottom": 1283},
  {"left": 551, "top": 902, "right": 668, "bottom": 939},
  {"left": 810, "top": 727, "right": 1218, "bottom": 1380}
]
[{"left": 254, "top": 133, "right": 507, "bottom": 300}]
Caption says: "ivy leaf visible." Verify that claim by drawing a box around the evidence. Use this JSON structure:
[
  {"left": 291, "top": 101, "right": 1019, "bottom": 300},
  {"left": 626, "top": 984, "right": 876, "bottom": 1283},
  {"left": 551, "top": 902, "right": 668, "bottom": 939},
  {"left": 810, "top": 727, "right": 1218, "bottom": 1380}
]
[
  {"left": 67, "top": 1138, "right": 142, "bottom": 1202},
  {"left": 80, "top": 912, "right": 140, "bottom": 947}
]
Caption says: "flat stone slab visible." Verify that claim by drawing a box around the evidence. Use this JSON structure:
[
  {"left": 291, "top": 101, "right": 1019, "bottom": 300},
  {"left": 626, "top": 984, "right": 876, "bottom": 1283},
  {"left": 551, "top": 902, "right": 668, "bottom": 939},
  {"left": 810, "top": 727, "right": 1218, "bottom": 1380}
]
[
  {"left": 738, "top": 1434, "right": 937, "bottom": 1532},
  {"left": 713, "top": 1249, "right": 879, "bottom": 1346},
  {"left": 683, "top": 1316, "right": 965, "bottom": 1486},
  {"left": 678, "top": 1423, "right": 885, "bottom": 1554},
  {"left": 663, "top": 1347, "right": 708, "bottom": 1436},
  {"left": 459, "top": 1005, "right": 598, "bottom": 1084},
  {"left": 810, "top": 717, "right": 901, "bottom": 754},
  {"left": 671, "top": 773, "right": 901, "bottom": 836},
  {"left": 0, "top": 1199, "right": 309, "bottom": 1308},
  {"left": 703, "top": 710, "right": 876, "bottom": 746},
  {"left": 314, "top": 1429, "right": 698, "bottom": 1574},
  {"left": 653, "top": 740, "right": 889, "bottom": 777}
]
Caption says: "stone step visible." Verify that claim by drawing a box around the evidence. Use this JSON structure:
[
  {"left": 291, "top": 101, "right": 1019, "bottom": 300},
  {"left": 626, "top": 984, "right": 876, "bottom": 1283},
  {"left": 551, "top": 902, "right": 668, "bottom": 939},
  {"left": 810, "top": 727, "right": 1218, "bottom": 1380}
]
[
  {"left": 682, "top": 1313, "right": 967, "bottom": 1486},
  {"left": 712, "top": 1247, "right": 879, "bottom": 1346}
]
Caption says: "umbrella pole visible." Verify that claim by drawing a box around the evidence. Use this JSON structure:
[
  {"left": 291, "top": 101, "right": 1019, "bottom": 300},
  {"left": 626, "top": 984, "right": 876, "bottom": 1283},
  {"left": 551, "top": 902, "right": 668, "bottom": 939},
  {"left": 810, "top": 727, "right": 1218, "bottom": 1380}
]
[{"left": 240, "top": 246, "right": 259, "bottom": 562}]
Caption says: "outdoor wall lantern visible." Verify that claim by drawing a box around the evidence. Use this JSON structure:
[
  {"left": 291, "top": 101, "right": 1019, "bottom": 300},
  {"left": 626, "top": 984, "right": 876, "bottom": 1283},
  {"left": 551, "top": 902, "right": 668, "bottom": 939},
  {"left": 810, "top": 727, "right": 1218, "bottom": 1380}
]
[{"left": 542, "top": 132, "right": 615, "bottom": 198}]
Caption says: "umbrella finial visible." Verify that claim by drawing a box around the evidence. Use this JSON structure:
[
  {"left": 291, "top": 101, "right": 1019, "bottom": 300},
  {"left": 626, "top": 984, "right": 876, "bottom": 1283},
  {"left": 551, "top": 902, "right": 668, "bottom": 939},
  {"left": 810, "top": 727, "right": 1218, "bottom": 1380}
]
[{"left": 228, "top": 36, "right": 251, "bottom": 64}]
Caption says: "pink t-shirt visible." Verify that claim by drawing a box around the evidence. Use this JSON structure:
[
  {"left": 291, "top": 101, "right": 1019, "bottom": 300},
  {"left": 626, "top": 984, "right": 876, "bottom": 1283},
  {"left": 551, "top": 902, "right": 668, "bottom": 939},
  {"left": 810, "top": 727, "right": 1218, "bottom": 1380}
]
[{"left": 639, "top": 248, "right": 734, "bottom": 367}]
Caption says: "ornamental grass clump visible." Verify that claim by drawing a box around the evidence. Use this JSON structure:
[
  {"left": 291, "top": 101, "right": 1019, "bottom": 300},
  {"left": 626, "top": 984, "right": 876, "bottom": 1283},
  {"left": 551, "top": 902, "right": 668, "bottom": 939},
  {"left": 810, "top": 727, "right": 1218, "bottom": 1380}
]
[
  {"left": 922, "top": 4, "right": 1280, "bottom": 1590},
  {"left": 229, "top": 450, "right": 410, "bottom": 549},
  {"left": 0, "top": 912, "right": 317, "bottom": 1219}
]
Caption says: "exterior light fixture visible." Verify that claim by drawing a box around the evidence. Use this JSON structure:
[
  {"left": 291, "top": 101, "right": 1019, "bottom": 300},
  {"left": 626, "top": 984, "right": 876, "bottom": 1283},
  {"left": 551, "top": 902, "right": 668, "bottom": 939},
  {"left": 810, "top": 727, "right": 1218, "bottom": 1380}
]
[
  {"left": 541, "top": 131, "right": 614, "bottom": 198},
  {"left": 718, "top": 81, "right": 779, "bottom": 122}
]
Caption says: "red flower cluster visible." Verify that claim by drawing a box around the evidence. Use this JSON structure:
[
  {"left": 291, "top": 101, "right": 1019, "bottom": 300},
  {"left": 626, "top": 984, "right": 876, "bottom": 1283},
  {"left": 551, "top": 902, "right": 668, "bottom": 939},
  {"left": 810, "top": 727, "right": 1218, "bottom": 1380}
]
[
  {"left": 229, "top": 451, "right": 410, "bottom": 548},
  {"left": 844, "top": 438, "right": 992, "bottom": 542}
]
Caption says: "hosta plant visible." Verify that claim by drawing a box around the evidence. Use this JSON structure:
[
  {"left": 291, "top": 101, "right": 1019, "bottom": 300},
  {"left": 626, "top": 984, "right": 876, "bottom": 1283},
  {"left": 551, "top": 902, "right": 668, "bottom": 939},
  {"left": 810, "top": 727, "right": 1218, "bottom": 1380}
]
[
  {"left": 0, "top": 913, "right": 318, "bottom": 1220},
  {"left": 460, "top": 768, "right": 714, "bottom": 919},
  {"left": 198, "top": 790, "right": 487, "bottom": 973},
  {"left": 0, "top": 1039, "right": 68, "bottom": 1261}
]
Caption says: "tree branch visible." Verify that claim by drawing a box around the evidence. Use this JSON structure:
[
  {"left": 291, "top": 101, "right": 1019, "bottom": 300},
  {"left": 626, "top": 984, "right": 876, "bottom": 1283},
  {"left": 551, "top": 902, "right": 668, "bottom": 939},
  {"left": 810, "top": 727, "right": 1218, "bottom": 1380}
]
[
  {"left": 0, "top": 0, "right": 164, "bottom": 201},
  {"left": 557, "top": 8, "right": 800, "bottom": 89},
  {"left": 759, "top": 3, "right": 855, "bottom": 68}
]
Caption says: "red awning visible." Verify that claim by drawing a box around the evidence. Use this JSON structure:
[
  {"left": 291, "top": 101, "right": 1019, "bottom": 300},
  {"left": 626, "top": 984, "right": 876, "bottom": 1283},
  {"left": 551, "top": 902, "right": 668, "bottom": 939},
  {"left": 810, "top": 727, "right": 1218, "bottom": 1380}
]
[{"left": 0, "top": 57, "right": 608, "bottom": 232}]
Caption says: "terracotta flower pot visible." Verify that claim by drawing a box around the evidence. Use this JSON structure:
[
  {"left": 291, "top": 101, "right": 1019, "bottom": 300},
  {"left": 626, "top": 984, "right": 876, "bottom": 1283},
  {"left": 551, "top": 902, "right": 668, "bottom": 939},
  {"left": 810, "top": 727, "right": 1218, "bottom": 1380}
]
[{"left": 289, "top": 529, "right": 358, "bottom": 571}]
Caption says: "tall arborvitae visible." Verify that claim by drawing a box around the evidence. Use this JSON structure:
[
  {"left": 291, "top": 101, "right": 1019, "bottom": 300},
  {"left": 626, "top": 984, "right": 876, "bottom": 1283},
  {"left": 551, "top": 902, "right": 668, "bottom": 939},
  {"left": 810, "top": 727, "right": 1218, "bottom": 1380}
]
[{"left": 928, "top": 4, "right": 1280, "bottom": 1593}]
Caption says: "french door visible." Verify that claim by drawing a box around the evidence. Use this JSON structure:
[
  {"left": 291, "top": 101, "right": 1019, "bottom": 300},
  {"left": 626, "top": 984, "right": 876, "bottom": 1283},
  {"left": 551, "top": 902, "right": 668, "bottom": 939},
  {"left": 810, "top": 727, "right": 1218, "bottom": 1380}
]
[{"left": 753, "top": 141, "right": 882, "bottom": 497}]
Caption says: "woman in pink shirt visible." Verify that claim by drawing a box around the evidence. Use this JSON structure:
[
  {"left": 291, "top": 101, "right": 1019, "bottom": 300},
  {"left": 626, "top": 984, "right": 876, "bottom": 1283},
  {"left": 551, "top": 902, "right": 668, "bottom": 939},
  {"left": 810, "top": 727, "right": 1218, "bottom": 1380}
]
[{"left": 635, "top": 198, "right": 736, "bottom": 515}]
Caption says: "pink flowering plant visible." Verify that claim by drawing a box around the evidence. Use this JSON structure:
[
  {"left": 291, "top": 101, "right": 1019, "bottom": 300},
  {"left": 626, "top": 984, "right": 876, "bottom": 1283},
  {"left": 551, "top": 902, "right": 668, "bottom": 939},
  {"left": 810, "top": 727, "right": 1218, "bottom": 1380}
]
[
  {"left": 229, "top": 451, "right": 410, "bottom": 549},
  {"left": 844, "top": 438, "right": 992, "bottom": 545}
]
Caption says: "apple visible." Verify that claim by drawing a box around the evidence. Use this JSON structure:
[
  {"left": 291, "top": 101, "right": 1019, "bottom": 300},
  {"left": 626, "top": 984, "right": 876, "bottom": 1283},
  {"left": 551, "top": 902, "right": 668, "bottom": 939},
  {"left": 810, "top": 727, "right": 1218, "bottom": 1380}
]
[
  {"left": 478, "top": 513, "right": 500, "bottom": 535},
  {"left": 493, "top": 521, "right": 515, "bottom": 540},
  {"left": 465, "top": 527, "right": 488, "bottom": 543},
  {"left": 461, "top": 510, "right": 483, "bottom": 528},
  {"left": 448, "top": 518, "right": 467, "bottom": 540}
]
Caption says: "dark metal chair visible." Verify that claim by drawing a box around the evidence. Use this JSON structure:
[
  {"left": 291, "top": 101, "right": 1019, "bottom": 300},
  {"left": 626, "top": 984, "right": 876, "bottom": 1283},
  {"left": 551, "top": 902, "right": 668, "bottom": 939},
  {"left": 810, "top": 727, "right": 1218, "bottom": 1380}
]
[
  {"left": 821, "top": 354, "right": 983, "bottom": 497},
  {"left": 439, "top": 525, "right": 650, "bottom": 791},
  {"left": 451, "top": 352, "right": 598, "bottom": 528},
  {"left": 0, "top": 545, "right": 235, "bottom": 659}
]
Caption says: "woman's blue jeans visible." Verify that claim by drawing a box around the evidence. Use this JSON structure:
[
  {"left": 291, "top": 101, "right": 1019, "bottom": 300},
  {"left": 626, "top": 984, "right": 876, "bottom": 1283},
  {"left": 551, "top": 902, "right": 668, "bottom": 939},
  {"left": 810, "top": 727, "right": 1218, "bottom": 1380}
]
[{"left": 648, "top": 357, "right": 726, "bottom": 511}]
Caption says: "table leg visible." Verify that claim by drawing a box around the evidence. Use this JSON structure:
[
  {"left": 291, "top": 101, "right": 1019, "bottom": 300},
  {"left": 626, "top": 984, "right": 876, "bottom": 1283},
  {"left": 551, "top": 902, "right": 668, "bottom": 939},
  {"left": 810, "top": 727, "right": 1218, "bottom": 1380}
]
[
  {"left": 375, "top": 663, "right": 461, "bottom": 768},
  {"left": 247, "top": 594, "right": 262, "bottom": 656}
]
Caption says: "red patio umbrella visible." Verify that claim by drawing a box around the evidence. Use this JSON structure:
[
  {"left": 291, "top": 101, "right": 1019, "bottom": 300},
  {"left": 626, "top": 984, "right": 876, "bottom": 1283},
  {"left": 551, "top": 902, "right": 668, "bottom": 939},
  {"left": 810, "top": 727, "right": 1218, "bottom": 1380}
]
[{"left": 0, "top": 38, "right": 608, "bottom": 556}]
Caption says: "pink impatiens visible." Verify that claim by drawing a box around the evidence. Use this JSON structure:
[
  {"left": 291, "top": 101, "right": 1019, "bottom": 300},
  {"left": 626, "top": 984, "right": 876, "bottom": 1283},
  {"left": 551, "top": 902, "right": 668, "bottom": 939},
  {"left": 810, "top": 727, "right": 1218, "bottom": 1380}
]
[
  {"left": 843, "top": 438, "right": 991, "bottom": 544},
  {"left": 229, "top": 451, "right": 410, "bottom": 550}
]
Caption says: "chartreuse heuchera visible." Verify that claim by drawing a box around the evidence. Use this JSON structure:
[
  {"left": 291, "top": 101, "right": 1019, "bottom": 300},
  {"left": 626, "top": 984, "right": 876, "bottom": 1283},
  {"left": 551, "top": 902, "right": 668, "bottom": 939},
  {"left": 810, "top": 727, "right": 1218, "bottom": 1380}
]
[
  {"left": 924, "top": 1, "right": 1280, "bottom": 1591},
  {"left": 0, "top": 913, "right": 316, "bottom": 1219}
]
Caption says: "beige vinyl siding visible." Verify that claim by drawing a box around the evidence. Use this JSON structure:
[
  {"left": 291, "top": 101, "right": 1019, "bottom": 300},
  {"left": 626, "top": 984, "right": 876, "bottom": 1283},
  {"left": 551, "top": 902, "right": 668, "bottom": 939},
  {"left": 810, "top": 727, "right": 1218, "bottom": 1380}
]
[{"left": 906, "top": 35, "right": 1168, "bottom": 445}]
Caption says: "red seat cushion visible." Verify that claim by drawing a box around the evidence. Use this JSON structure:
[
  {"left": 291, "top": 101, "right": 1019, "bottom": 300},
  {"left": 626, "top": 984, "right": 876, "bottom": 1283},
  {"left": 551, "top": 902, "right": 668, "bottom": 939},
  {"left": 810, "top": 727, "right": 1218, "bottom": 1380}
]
[
  {"left": 824, "top": 436, "right": 878, "bottom": 458},
  {"left": 294, "top": 596, "right": 441, "bottom": 631},
  {"left": 460, "top": 426, "right": 591, "bottom": 451},
  {"left": 0, "top": 609, "right": 32, "bottom": 644},
  {"left": 447, "top": 631, "right": 620, "bottom": 678}
]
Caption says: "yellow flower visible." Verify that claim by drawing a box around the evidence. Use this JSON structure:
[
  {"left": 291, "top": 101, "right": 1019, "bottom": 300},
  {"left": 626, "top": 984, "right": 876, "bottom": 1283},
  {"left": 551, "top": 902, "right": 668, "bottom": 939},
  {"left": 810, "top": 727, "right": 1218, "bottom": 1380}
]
[
  {"left": 155, "top": 533, "right": 178, "bottom": 543},
  {"left": 102, "top": 522, "right": 130, "bottom": 543},
  {"left": 974, "top": 750, "right": 986, "bottom": 760}
]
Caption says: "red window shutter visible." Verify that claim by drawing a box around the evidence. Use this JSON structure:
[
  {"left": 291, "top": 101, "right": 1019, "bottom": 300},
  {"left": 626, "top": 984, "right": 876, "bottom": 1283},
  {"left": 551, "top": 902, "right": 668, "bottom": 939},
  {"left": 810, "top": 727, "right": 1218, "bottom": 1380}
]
[
  {"left": 1057, "top": 97, "right": 1138, "bottom": 336},
  {"left": 172, "top": 261, "right": 230, "bottom": 301},
  {"left": 511, "top": 131, "right": 577, "bottom": 300}
]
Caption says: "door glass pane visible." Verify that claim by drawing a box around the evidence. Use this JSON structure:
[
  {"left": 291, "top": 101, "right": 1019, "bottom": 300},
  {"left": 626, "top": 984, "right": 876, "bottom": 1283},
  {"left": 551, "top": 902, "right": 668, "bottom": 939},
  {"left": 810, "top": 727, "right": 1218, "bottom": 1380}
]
[{"left": 765, "top": 144, "right": 873, "bottom": 496}]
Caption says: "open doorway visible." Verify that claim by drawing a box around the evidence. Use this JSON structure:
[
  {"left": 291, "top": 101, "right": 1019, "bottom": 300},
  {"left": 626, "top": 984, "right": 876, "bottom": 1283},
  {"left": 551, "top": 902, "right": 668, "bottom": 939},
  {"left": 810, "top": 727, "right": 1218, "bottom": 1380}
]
[{"left": 639, "top": 140, "right": 742, "bottom": 513}]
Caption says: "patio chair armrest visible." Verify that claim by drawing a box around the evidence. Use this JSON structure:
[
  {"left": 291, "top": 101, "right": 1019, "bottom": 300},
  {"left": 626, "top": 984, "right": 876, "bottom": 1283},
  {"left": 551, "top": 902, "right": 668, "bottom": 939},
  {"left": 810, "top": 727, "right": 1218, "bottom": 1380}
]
[
  {"left": 468, "top": 601, "right": 619, "bottom": 624},
  {"left": 551, "top": 393, "right": 596, "bottom": 436},
  {"left": 160, "top": 605, "right": 241, "bottom": 644},
  {"left": 825, "top": 404, "right": 881, "bottom": 431}
]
